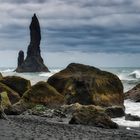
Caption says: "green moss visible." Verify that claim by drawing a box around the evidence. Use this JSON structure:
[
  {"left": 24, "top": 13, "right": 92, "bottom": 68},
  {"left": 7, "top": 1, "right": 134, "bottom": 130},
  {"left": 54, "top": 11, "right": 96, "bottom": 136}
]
[
  {"left": 0, "top": 73, "right": 2, "bottom": 80},
  {"left": 0, "top": 92, "right": 11, "bottom": 110},
  {"left": 22, "top": 81, "right": 65, "bottom": 107},
  {"left": 32, "top": 104, "right": 46, "bottom": 112}
]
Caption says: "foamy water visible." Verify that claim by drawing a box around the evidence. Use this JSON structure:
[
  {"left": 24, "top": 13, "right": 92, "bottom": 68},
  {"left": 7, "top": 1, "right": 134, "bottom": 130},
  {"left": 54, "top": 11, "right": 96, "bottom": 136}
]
[
  {"left": 112, "top": 100, "right": 140, "bottom": 127},
  {"left": 1, "top": 68, "right": 61, "bottom": 85},
  {"left": 1, "top": 67, "right": 140, "bottom": 127}
]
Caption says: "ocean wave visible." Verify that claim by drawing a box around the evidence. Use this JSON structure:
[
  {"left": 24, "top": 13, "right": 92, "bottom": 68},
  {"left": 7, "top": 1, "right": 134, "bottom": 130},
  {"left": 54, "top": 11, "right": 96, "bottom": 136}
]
[
  {"left": 0, "top": 68, "right": 14, "bottom": 73},
  {"left": 39, "top": 73, "right": 54, "bottom": 77},
  {"left": 118, "top": 74, "right": 136, "bottom": 81},
  {"left": 129, "top": 70, "right": 140, "bottom": 79},
  {"left": 39, "top": 69, "right": 61, "bottom": 77},
  {"left": 118, "top": 70, "right": 140, "bottom": 81}
]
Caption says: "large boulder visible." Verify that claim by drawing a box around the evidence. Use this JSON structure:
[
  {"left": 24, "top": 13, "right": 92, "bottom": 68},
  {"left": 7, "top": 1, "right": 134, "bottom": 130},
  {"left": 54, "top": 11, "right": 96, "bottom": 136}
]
[
  {"left": 125, "top": 84, "right": 140, "bottom": 102},
  {"left": 48, "top": 63, "right": 124, "bottom": 108},
  {"left": 12, "top": 81, "right": 65, "bottom": 114},
  {"left": 69, "top": 104, "right": 118, "bottom": 129},
  {"left": 0, "top": 82, "right": 20, "bottom": 104},
  {"left": 0, "top": 76, "right": 31, "bottom": 97}
]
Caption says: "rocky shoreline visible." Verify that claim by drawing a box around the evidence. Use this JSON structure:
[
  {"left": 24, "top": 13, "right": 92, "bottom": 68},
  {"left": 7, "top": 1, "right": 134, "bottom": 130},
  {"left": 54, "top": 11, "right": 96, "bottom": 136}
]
[
  {"left": 1, "top": 63, "right": 140, "bottom": 139},
  {"left": 0, "top": 115, "right": 140, "bottom": 140}
]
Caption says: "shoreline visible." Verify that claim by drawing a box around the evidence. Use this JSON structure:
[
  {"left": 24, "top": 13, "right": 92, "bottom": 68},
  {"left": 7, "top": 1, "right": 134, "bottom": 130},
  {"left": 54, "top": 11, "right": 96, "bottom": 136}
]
[{"left": 0, "top": 115, "right": 140, "bottom": 140}]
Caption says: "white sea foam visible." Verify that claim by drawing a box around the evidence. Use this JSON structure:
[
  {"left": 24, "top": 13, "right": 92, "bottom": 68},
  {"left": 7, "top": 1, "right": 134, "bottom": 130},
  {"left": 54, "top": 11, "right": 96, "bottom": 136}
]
[
  {"left": 0, "top": 68, "right": 14, "bottom": 73},
  {"left": 112, "top": 117, "right": 140, "bottom": 127},
  {"left": 39, "top": 73, "right": 54, "bottom": 77},
  {"left": 39, "top": 69, "right": 61, "bottom": 77},
  {"left": 125, "top": 100, "right": 140, "bottom": 116},
  {"left": 118, "top": 73, "right": 135, "bottom": 81},
  {"left": 112, "top": 100, "right": 140, "bottom": 127},
  {"left": 129, "top": 70, "right": 140, "bottom": 79}
]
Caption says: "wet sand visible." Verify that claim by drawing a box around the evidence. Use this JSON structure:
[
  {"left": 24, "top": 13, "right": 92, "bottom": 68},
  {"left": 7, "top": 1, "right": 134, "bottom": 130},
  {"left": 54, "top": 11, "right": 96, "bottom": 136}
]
[{"left": 0, "top": 115, "right": 140, "bottom": 140}]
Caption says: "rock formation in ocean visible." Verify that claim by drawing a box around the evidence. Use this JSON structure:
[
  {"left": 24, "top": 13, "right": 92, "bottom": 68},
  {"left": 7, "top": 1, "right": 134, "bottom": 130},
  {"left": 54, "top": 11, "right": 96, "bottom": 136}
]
[
  {"left": 18, "top": 50, "right": 24, "bottom": 67},
  {"left": 15, "top": 14, "right": 49, "bottom": 72},
  {"left": 125, "top": 83, "right": 140, "bottom": 102}
]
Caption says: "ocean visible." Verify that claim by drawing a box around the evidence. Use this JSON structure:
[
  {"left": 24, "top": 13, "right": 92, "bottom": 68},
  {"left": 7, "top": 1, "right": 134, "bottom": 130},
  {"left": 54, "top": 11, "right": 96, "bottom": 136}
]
[{"left": 1, "top": 67, "right": 140, "bottom": 127}]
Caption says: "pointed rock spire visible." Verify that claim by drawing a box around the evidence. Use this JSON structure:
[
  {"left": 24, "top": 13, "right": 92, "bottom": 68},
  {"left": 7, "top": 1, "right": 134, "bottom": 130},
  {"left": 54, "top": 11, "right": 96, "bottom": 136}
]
[{"left": 15, "top": 14, "right": 49, "bottom": 72}]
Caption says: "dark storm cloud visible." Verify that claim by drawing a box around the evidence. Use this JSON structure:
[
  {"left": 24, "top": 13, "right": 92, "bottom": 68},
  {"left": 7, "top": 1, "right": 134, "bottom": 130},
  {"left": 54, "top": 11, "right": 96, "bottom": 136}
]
[{"left": 0, "top": 0, "right": 140, "bottom": 53}]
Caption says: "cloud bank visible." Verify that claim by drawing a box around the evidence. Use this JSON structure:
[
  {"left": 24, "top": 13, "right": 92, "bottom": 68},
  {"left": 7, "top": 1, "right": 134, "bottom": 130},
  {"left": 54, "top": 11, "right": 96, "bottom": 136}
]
[{"left": 0, "top": 0, "right": 140, "bottom": 53}]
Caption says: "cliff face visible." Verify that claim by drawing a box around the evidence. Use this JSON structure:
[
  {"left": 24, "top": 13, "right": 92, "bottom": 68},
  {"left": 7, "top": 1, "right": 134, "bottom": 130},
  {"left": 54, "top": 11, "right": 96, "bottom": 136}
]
[{"left": 15, "top": 14, "right": 49, "bottom": 73}]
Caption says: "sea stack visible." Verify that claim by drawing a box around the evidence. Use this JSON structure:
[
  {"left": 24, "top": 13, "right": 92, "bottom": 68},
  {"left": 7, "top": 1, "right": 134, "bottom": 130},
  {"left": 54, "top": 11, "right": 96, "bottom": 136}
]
[{"left": 15, "top": 14, "right": 49, "bottom": 72}]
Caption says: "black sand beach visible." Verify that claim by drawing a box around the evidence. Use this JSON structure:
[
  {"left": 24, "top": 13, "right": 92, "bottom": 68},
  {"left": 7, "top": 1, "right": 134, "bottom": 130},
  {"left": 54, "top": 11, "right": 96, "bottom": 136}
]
[{"left": 0, "top": 115, "right": 140, "bottom": 140}]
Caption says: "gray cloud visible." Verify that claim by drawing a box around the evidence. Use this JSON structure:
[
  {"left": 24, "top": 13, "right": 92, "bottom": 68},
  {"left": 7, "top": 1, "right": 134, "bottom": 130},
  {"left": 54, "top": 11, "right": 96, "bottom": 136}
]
[{"left": 0, "top": 0, "right": 140, "bottom": 53}]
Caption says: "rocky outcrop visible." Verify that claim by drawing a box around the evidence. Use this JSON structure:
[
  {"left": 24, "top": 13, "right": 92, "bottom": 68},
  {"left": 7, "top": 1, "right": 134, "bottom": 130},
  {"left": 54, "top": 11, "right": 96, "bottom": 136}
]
[
  {"left": 69, "top": 104, "right": 118, "bottom": 129},
  {"left": 17, "top": 103, "right": 118, "bottom": 129},
  {"left": 15, "top": 14, "right": 49, "bottom": 72},
  {"left": 0, "top": 76, "right": 31, "bottom": 97},
  {"left": 48, "top": 63, "right": 124, "bottom": 108},
  {"left": 0, "top": 83, "right": 20, "bottom": 104},
  {"left": 18, "top": 50, "right": 24, "bottom": 67},
  {"left": 12, "top": 82, "right": 65, "bottom": 114},
  {"left": 125, "top": 84, "right": 140, "bottom": 102}
]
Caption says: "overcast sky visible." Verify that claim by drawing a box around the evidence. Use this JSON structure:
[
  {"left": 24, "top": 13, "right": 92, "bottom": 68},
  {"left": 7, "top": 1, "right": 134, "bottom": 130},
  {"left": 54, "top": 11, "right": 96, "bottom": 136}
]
[{"left": 0, "top": 0, "right": 140, "bottom": 67}]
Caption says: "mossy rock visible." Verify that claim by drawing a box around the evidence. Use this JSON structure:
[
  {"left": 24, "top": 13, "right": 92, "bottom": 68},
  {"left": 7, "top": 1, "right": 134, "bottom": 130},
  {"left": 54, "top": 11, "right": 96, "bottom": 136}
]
[
  {"left": 48, "top": 63, "right": 124, "bottom": 107},
  {"left": 0, "top": 92, "right": 11, "bottom": 110},
  {"left": 69, "top": 104, "right": 118, "bottom": 129},
  {"left": 0, "top": 76, "right": 31, "bottom": 97},
  {"left": 12, "top": 82, "right": 65, "bottom": 114},
  {"left": 0, "top": 73, "right": 2, "bottom": 80},
  {"left": 22, "top": 81, "right": 65, "bottom": 107},
  {"left": 0, "top": 82, "right": 20, "bottom": 104}
]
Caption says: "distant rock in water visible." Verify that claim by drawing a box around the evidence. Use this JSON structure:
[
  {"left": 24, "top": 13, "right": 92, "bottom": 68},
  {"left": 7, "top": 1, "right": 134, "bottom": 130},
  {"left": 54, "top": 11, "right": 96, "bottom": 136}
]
[
  {"left": 18, "top": 50, "right": 24, "bottom": 67},
  {"left": 125, "top": 84, "right": 140, "bottom": 102},
  {"left": 15, "top": 14, "right": 49, "bottom": 72}
]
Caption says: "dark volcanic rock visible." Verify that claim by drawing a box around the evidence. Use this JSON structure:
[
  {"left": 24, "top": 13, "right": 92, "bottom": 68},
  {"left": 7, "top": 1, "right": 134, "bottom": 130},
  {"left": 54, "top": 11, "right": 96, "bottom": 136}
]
[
  {"left": 125, "top": 113, "right": 140, "bottom": 121},
  {"left": 69, "top": 104, "right": 118, "bottom": 129},
  {"left": 0, "top": 76, "right": 31, "bottom": 97},
  {"left": 48, "top": 63, "right": 124, "bottom": 108},
  {"left": 15, "top": 14, "right": 49, "bottom": 72},
  {"left": 18, "top": 50, "right": 24, "bottom": 67},
  {"left": 125, "top": 84, "right": 140, "bottom": 102},
  {"left": 105, "top": 106, "right": 125, "bottom": 118}
]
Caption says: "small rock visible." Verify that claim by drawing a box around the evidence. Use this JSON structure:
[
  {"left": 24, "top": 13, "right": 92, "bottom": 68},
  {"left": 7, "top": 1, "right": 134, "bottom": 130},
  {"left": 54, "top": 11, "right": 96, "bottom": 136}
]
[{"left": 125, "top": 113, "right": 140, "bottom": 121}]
